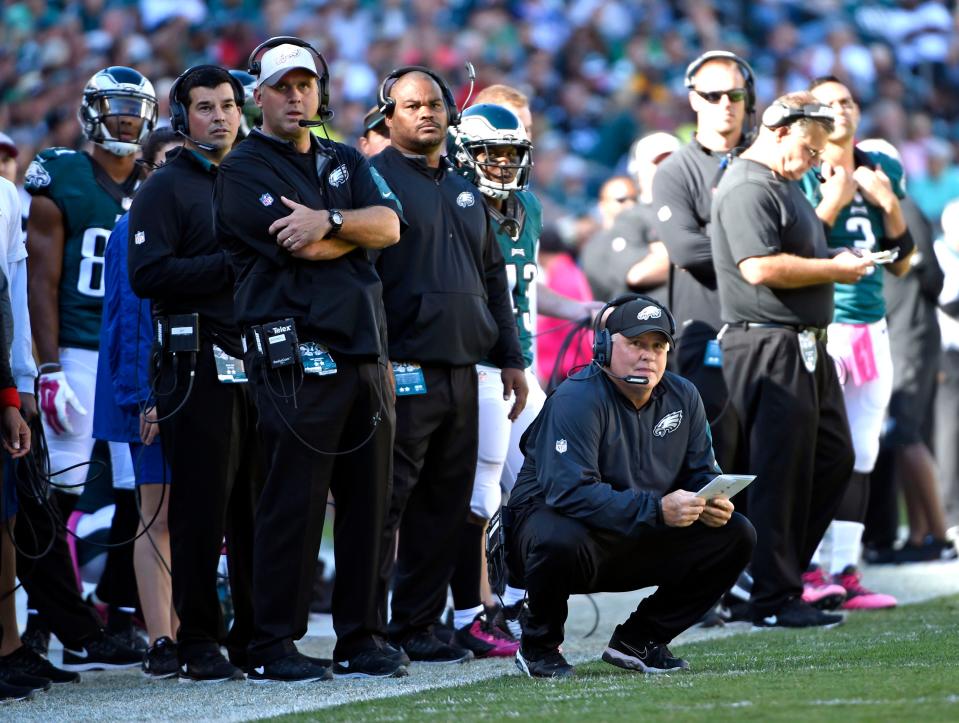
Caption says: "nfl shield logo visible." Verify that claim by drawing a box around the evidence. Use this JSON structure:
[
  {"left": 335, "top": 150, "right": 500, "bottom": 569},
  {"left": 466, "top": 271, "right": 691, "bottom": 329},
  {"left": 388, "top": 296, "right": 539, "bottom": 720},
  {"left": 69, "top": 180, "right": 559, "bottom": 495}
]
[
  {"left": 134, "top": 230, "right": 145, "bottom": 245},
  {"left": 555, "top": 438, "right": 568, "bottom": 454},
  {"left": 259, "top": 193, "right": 274, "bottom": 207}
]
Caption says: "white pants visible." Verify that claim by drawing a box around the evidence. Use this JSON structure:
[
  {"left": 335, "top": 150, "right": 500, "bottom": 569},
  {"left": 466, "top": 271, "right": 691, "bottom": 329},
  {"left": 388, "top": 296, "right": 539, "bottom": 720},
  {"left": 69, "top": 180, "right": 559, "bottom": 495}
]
[
  {"left": 471, "top": 365, "right": 546, "bottom": 519},
  {"left": 826, "top": 319, "right": 893, "bottom": 473},
  {"left": 44, "top": 347, "right": 135, "bottom": 492}
]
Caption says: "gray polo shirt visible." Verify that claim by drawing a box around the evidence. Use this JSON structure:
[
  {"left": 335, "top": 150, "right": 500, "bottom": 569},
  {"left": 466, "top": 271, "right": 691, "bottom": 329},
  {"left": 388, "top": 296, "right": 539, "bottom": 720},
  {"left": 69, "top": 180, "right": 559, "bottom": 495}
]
[{"left": 711, "top": 158, "right": 834, "bottom": 328}]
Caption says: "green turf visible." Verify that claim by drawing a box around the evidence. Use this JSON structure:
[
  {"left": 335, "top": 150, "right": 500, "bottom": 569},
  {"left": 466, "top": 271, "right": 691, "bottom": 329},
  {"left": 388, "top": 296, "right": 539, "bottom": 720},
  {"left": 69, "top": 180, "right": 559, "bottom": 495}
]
[{"left": 269, "top": 595, "right": 959, "bottom": 722}]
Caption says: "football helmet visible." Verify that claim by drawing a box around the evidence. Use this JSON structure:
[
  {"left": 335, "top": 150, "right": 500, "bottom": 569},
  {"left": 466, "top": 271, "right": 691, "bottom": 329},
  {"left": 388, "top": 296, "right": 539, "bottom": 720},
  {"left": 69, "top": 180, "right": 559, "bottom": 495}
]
[
  {"left": 452, "top": 103, "right": 532, "bottom": 200},
  {"left": 229, "top": 69, "right": 261, "bottom": 138},
  {"left": 78, "top": 66, "right": 158, "bottom": 157}
]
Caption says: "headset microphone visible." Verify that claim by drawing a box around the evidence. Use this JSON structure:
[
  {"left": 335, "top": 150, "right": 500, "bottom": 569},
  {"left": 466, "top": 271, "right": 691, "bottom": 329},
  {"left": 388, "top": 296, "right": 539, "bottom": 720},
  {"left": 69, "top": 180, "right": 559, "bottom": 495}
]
[
  {"left": 462, "top": 61, "right": 477, "bottom": 109},
  {"left": 176, "top": 129, "right": 216, "bottom": 153},
  {"left": 598, "top": 365, "right": 649, "bottom": 386},
  {"left": 298, "top": 109, "right": 336, "bottom": 127}
]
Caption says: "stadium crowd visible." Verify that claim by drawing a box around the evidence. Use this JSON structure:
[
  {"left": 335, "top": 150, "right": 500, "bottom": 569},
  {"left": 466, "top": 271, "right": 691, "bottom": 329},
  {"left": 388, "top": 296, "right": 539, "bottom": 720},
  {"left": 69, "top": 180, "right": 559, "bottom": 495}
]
[{"left": 0, "top": 0, "right": 958, "bottom": 700}]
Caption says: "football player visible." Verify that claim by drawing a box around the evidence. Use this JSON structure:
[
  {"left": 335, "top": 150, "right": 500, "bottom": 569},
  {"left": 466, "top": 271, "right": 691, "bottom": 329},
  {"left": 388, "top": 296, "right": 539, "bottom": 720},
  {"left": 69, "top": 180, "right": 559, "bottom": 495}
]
[
  {"left": 24, "top": 66, "right": 157, "bottom": 662},
  {"left": 446, "top": 101, "right": 598, "bottom": 656},
  {"left": 799, "top": 76, "right": 913, "bottom": 610}
]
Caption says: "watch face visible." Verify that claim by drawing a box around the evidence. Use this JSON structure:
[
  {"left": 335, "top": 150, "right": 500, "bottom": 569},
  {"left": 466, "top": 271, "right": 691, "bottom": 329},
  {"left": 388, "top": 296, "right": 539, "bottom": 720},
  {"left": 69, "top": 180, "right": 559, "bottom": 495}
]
[{"left": 331, "top": 210, "right": 344, "bottom": 226}]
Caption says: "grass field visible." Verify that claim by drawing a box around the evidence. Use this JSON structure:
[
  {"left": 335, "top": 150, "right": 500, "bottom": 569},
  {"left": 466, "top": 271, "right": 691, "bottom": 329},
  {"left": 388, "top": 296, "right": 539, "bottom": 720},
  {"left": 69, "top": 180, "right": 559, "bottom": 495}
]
[{"left": 272, "top": 594, "right": 959, "bottom": 722}]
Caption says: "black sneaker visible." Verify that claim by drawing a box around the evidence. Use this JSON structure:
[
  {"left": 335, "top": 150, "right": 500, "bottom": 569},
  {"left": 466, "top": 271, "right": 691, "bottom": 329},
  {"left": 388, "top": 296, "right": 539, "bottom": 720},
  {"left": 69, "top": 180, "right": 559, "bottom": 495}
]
[
  {"left": 142, "top": 637, "right": 179, "bottom": 679},
  {"left": 602, "top": 627, "right": 689, "bottom": 674},
  {"left": 515, "top": 645, "right": 575, "bottom": 678},
  {"left": 333, "top": 646, "right": 409, "bottom": 679},
  {"left": 395, "top": 631, "right": 473, "bottom": 664},
  {"left": 0, "top": 645, "right": 80, "bottom": 684},
  {"left": 0, "top": 667, "right": 51, "bottom": 693},
  {"left": 491, "top": 600, "right": 527, "bottom": 641},
  {"left": 381, "top": 640, "right": 411, "bottom": 667},
  {"left": 179, "top": 650, "right": 245, "bottom": 683},
  {"left": 61, "top": 631, "right": 143, "bottom": 671},
  {"left": 248, "top": 652, "right": 333, "bottom": 683},
  {"left": 20, "top": 626, "right": 50, "bottom": 659},
  {"left": 0, "top": 679, "right": 34, "bottom": 703},
  {"left": 752, "top": 598, "right": 844, "bottom": 629}
]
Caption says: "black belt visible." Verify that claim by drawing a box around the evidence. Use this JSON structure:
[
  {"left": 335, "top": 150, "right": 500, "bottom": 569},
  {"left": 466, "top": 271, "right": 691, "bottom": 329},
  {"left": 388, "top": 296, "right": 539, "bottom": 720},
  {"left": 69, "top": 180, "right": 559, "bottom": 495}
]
[{"left": 731, "top": 322, "right": 827, "bottom": 341}]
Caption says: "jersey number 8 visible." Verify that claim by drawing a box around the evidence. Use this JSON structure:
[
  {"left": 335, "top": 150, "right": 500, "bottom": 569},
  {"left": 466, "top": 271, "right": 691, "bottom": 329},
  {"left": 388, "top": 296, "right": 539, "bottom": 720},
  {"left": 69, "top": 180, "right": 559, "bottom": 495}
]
[{"left": 78, "top": 227, "right": 110, "bottom": 297}]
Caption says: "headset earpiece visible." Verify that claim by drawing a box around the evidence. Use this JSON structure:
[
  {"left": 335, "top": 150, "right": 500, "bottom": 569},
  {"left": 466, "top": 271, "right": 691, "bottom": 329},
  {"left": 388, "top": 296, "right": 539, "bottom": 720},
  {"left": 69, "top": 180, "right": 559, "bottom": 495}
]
[
  {"left": 246, "top": 36, "right": 331, "bottom": 120},
  {"left": 377, "top": 66, "right": 460, "bottom": 125},
  {"left": 169, "top": 65, "right": 246, "bottom": 136}
]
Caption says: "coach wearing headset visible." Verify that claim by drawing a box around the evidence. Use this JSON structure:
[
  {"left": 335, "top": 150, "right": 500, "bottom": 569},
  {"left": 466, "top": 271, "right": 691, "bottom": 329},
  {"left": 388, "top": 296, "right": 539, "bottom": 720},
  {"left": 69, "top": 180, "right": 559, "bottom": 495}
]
[
  {"left": 128, "top": 65, "right": 262, "bottom": 683},
  {"left": 214, "top": 38, "right": 405, "bottom": 683},
  {"left": 505, "top": 294, "right": 755, "bottom": 679},
  {"left": 369, "top": 68, "right": 525, "bottom": 664}
]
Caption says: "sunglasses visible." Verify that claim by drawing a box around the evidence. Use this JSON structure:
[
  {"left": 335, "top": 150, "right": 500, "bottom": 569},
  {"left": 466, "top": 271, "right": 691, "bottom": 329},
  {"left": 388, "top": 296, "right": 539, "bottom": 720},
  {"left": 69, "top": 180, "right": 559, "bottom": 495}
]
[{"left": 695, "top": 88, "right": 747, "bottom": 104}]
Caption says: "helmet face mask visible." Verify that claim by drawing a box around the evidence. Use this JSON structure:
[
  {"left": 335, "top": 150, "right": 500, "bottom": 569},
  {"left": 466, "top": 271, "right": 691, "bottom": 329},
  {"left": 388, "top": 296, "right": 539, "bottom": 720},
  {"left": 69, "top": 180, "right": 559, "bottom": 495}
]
[
  {"left": 79, "top": 66, "right": 158, "bottom": 157},
  {"left": 452, "top": 104, "right": 532, "bottom": 200}
]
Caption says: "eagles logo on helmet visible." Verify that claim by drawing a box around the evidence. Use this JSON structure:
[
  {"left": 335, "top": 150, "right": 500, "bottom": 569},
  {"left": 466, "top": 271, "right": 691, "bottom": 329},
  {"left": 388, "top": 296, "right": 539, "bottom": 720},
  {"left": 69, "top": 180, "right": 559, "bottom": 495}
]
[
  {"left": 451, "top": 103, "right": 533, "bottom": 201},
  {"left": 78, "top": 66, "right": 158, "bottom": 157}
]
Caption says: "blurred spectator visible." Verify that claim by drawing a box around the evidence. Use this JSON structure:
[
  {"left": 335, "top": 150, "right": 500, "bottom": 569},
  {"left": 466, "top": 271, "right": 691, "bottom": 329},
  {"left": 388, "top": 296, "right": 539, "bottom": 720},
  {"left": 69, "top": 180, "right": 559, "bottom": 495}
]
[
  {"left": 911, "top": 138, "right": 959, "bottom": 234},
  {"left": 536, "top": 226, "right": 594, "bottom": 391}
]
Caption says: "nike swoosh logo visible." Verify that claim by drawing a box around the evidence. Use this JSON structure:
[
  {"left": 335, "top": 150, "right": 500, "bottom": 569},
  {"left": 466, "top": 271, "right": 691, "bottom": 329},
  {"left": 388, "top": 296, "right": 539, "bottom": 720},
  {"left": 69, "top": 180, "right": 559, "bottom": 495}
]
[
  {"left": 618, "top": 640, "right": 649, "bottom": 660},
  {"left": 255, "top": 666, "right": 265, "bottom": 674},
  {"left": 66, "top": 648, "right": 89, "bottom": 660}
]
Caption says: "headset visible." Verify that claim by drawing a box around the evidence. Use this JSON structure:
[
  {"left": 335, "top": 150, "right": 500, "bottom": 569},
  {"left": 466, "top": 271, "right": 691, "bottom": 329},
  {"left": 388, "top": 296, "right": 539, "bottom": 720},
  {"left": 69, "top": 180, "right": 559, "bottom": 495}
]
[
  {"left": 684, "top": 50, "right": 756, "bottom": 115},
  {"left": 169, "top": 64, "right": 245, "bottom": 146},
  {"left": 761, "top": 101, "right": 835, "bottom": 129},
  {"left": 247, "top": 36, "right": 332, "bottom": 123},
  {"left": 377, "top": 65, "right": 460, "bottom": 125},
  {"left": 592, "top": 293, "right": 676, "bottom": 369}
]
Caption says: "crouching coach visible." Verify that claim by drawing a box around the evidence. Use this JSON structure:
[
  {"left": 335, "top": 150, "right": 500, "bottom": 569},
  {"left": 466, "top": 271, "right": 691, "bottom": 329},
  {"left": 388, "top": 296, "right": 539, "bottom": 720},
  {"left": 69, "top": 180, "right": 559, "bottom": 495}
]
[{"left": 505, "top": 294, "right": 755, "bottom": 678}]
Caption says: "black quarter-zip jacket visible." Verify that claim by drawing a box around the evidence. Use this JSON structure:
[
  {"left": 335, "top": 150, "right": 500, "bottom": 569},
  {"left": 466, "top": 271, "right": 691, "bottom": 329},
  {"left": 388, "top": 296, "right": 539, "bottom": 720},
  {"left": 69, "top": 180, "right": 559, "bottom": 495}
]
[
  {"left": 508, "top": 367, "right": 721, "bottom": 537},
  {"left": 370, "top": 146, "right": 523, "bottom": 369},
  {"left": 213, "top": 130, "right": 403, "bottom": 359},
  {"left": 128, "top": 148, "right": 242, "bottom": 355}
]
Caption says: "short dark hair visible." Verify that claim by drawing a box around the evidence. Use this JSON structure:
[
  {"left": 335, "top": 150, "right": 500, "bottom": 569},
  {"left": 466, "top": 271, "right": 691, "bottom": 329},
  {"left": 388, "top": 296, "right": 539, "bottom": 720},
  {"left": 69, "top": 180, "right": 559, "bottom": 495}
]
[
  {"left": 142, "top": 127, "right": 180, "bottom": 166},
  {"left": 178, "top": 66, "right": 242, "bottom": 111},
  {"left": 808, "top": 75, "right": 843, "bottom": 92}
]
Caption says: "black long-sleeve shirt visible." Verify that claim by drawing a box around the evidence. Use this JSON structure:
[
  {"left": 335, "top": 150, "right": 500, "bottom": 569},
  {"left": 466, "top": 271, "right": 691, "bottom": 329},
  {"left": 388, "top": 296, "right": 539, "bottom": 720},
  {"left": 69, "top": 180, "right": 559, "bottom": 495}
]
[
  {"left": 127, "top": 148, "right": 240, "bottom": 355},
  {"left": 213, "top": 131, "right": 402, "bottom": 359},
  {"left": 508, "top": 368, "right": 720, "bottom": 537},
  {"left": 371, "top": 147, "right": 523, "bottom": 369}
]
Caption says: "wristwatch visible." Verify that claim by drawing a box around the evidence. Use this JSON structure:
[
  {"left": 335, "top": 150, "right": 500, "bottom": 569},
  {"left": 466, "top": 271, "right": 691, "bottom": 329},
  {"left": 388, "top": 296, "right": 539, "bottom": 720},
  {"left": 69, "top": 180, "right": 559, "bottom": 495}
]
[{"left": 327, "top": 209, "right": 344, "bottom": 237}]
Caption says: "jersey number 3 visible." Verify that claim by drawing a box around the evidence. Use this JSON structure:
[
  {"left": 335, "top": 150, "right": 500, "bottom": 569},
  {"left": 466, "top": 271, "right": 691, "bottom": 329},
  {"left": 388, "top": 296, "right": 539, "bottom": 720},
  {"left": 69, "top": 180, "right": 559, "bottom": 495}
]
[
  {"left": 845, "top": 217, "right": 876, "bottom": 251},
  {"left": 78, "top": 227, "right": 110, "bottom": 297}
]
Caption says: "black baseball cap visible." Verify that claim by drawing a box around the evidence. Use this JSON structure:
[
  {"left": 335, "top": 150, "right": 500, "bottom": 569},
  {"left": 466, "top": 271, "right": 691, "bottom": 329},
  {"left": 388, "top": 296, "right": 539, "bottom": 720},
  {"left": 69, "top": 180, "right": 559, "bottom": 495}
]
[
  {"left": 363, "top": 106, "right": 386, "bottom": 134},
  {"left": 604, "top": 298, "right": 674, "bottom": 347}
]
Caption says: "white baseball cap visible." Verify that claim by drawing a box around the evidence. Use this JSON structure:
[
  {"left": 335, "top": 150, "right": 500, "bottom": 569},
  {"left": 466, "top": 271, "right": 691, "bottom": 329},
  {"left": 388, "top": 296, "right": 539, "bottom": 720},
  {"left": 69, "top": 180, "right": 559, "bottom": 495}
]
[
  {"left": 257, "top": 44, "right": 318, "bottom": 88},
  {"left": 627, "top": 132, "right": 681, "bottom": 176}
]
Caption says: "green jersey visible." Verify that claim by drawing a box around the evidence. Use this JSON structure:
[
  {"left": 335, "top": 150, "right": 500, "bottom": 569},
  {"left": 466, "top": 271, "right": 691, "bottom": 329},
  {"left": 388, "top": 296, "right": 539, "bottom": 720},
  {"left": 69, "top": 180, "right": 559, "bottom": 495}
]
[
  {"left": 484, "top": 190, "right": 542, "bottom": 369},
  {"left": 801, "top": 149, "right": 906, "bottom": 324},
  {"left": 25, "top": 149, "right": 139, "bottom": 349}
]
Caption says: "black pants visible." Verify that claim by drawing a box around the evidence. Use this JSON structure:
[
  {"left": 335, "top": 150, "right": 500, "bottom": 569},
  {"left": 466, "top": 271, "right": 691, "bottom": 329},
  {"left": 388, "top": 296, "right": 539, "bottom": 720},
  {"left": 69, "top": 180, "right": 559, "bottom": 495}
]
[
  {"left": 509, "top": 503, "right": 755, "bottom": 651},
  {"left": 156, "top": 343, "right": 262, "bottom": 664},
  {"left": 247, "top": 353, "right": 393, "bottom": 665},
  {"left": 721, "top": 326, "right": 854, "bottom": 617},
  {"left": 10, "top": 461, "right": 103, "bottom": 649},
  {"left": 381, "top": 365, "right": 478, "bottom": 640},
  {"left": 95, "top": 488, "right": 140, "bottom": 610},
  {"left": 676, "top": 325, "right": 741, "bottom": 475}
]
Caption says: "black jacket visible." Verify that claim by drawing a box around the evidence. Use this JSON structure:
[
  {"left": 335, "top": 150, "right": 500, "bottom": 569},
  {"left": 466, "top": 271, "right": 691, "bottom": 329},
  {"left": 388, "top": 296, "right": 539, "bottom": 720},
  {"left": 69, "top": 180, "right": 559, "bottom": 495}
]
[
  {"left": 127, "top": 148, "right": 241, "bottom": 355},
  {"left": 370, "top": 146, "right": 523, "bottom": 369},
  {"left": 508, "top": 367, "right": 720, "bottom": 537},
  {"left": 213, "top": 131, "right": 402, "bottom": 359}
]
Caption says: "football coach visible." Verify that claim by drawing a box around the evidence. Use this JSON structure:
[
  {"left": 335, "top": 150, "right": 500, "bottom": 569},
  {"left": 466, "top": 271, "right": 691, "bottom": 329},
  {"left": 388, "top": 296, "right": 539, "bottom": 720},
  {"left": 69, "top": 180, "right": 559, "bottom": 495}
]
[{"left": 505, "top": 294, "right": 755, "bottom": 678}]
